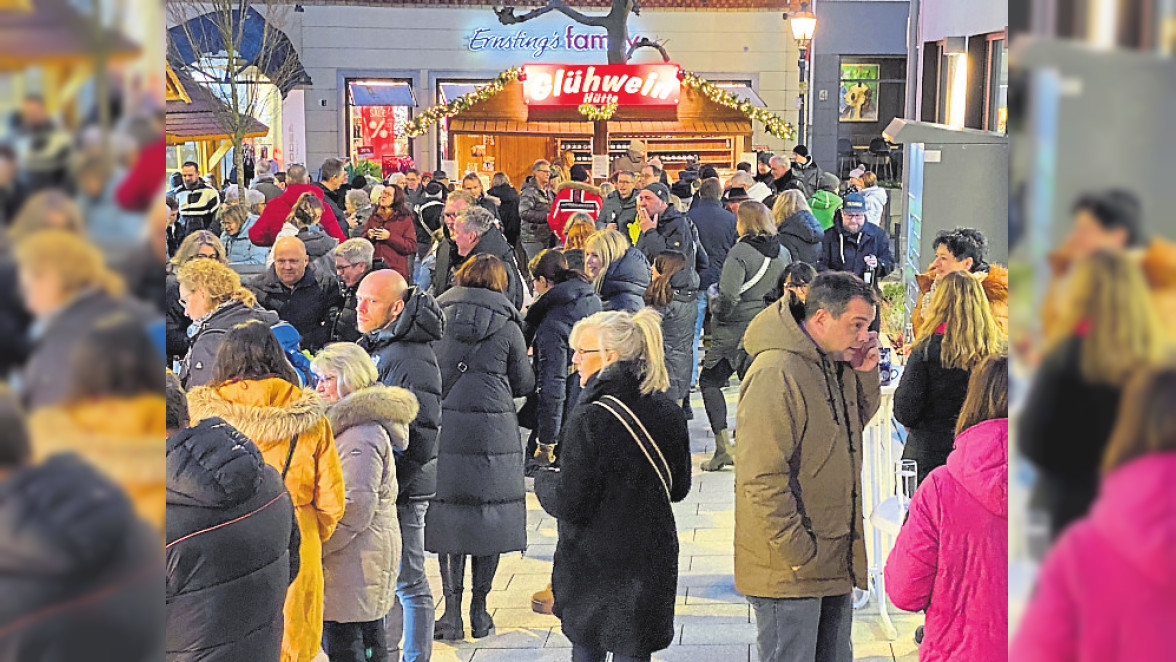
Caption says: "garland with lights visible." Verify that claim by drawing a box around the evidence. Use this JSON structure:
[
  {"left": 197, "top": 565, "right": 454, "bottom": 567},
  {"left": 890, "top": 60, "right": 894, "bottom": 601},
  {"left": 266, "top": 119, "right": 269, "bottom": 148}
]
[
  {"left": 679, "top": 70, "right": 796, "bottom": 141},
  {"left": 577, "top": 102, "right": 618, "bottom": 121},
  {"left": 404, "top": 67, "right": 522, "bottom": 138}
]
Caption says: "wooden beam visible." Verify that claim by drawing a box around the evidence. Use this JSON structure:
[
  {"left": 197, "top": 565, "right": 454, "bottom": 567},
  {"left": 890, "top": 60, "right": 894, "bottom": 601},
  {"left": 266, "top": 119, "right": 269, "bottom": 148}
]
[{"left": 206, "top": 140, "right": 233, "bottom": 171}]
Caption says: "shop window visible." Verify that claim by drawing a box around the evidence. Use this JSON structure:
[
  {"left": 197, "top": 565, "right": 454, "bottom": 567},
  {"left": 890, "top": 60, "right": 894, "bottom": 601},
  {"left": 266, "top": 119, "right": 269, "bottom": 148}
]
[
  {"left": 985, "top": 36, "right": 1008, "bottom": 133},
  {"left": 436, "top": 81, "right": 490, "bottom": 163},
  {"left": 838, "top": 57, "right": 906, "bottom": 150},
  {"left": 347, "top": 79, "right": 415, "bottom": 175}
]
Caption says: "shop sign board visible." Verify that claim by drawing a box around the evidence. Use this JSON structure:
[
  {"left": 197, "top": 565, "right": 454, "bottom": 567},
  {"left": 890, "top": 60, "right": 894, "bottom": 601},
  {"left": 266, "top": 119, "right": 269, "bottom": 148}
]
[{"left": 523, "top": 64, "right": 680, "bottom": 107}]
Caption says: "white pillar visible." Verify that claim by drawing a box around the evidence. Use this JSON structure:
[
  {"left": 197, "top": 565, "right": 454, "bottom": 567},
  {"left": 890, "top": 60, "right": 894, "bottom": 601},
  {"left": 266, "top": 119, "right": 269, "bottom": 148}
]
[{"left": 281, "top": 89, "right": 306, "bottom": 169}]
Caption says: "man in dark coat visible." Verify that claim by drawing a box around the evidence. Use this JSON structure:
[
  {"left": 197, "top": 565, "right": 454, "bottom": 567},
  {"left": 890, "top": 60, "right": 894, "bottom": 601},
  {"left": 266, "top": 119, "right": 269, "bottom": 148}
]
[
  {"left": 487, "top": 176, "right": 521, "bottom": 247},
  {"left": 431, "top": 190, "right": 477, "bottom": 299},
  {"left": 316, "top": 157, "right": 350, "bottom": 227},
  {"left": 402, "top": 169, "right": 426, "bottom": 208},
  {"left": 329, "top": 238, "right": 387, "bottom": 343},
  {"left": 634, "top": 183, "right": 702, "bottom": 291},
  {"left": 248, "top": 236, "right": 343, "bottom": 351},
  {"left": 687, "top": 177, "right": 738, "bottom": 390},
  {"left": 451, "top": 206, "right": 524, "bottom": 310},
  {"left": 0, "top": 144, "right": 25, "bottom": 227},
  {"left": 250, "top": 158, "right": 284, "bottom": 202},
  {"left": 0, "top": 390, "right": 163, "bottom": 661},
  {"left": 165, "top": 373, "right": 299, "bottom": 662},
  {"left": 815, "top": 192, "right": 895, "bottom": 281},
  {"left": 355, "top": 269, "right": 443, "bottom": 662},
  {"left": 598, "top": 169, "right": 639, "bottom": 233},
  {"left": 518, "top": 160, "right": 556, "bottom": 260}
]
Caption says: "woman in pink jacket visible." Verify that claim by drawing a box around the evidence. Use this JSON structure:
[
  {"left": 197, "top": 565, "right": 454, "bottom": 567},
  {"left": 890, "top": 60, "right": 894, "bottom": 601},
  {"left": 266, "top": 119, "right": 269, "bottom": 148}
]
[
  {"left": 1012, "top": 366, "right": 1176, "bottom": 662},
  {"left": 885, "top": 353, "right": 1008, "bottom": 662}
]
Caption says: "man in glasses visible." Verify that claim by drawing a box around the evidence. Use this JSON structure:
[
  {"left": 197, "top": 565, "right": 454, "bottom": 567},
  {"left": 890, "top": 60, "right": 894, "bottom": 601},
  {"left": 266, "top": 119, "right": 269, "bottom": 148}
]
[
  {"left": 430, "top": 189, "right": 478, "bottom": 297},
  {"left": 329, "top": 238, "right": 379, "bottom": 342},
  {"left": 519, "top": 159, "right": 556, "bottom": 260}
]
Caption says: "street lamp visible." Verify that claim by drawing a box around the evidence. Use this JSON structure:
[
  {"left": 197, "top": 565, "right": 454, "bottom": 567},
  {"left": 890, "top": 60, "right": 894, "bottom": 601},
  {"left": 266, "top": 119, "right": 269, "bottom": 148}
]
[{"left": 788, "top": 3, "right": 816, "bottom": 145}]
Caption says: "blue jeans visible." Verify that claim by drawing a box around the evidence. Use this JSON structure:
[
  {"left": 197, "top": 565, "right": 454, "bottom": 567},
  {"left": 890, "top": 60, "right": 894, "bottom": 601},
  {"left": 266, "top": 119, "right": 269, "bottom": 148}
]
[
  {"left": 691, "top": 290, "right": 708, "bottom": 387},
  {"left": 571, "top": 642, "right": 650, "bottom": 662},
  {"left": 747, "top": 593, "right": 853, "bottom": 662},
  {"left": 385, "top": 501, "right": 433, "bottom": 662}
]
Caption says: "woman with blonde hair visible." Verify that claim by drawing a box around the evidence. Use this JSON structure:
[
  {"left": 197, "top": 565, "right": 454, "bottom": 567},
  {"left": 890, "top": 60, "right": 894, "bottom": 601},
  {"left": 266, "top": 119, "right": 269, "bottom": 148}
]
[
  {"left": 1020, "top": 250, "right": 1168, "bottom": 539},
  {"left": 7, "top": 189, "right": 84, "bottom": 242},
  {"left": 560, "top": 213, "right": 596, "bottom": 272},
  {"left": 771, "top": 188, "right": 822, "bottom": 265},
  {"left": 534, "top": 309, "right": 691, "bottom": 662},
  {"left": 583, "top": 229, "right": 649, "bottom": 313},
  {"left": 176, "top": 258, "right": 280, "bottom": 387},
  {"left": 166, "top": 230, "right": 226, "bottom": 362},
  {"left": 13, "top": 230, "right": 141, "bottom": 410},
  {"left": 895, "top": 271, "right": 1005, "bottom": 484},
  {"left": 187, "top": 320, "right": 345, "bottom": 662},
  {"left": 311, "top": 342, "right": 418, "bottom": 662}
]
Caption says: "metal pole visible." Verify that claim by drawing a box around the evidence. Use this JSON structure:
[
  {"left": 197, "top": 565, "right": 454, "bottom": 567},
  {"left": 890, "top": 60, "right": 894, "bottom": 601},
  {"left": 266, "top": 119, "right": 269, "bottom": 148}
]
[{"left": 798, "top": 45, "right": 808, "bottom": 145}]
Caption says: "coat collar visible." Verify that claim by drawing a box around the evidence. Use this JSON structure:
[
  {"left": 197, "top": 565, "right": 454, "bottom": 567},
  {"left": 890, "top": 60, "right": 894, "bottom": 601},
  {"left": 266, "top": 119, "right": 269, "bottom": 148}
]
[{"left": 186, "top": 377, "right": 327, "bottom": 448}]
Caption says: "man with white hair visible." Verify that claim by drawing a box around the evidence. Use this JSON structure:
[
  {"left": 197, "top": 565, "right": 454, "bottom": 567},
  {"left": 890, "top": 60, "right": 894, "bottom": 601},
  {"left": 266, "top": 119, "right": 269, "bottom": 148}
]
[
  {"left": 451, "top": 206, "right": 524, "bottom": 309},
  {"left": 727, "top": 171, "right": 772, "bottom": 203},
  {"left": 329, "top": 237, "right": 378, "bottom": 342},
  {"left": 250, "top": 158, "right": 284, "bottom": 202}
]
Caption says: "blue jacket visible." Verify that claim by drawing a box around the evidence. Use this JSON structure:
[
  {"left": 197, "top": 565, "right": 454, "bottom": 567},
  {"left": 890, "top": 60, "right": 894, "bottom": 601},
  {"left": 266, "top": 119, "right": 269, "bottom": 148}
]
[
  {"left": 524, "top": 277, "right": 602, "bottom": 445},
  {"left": 816, "top": 216, "right": 894, "bottom": 280},
  {"left": 599, "top": 247, "right": 651, "bottom": 313},
  {"left": 688, "top": 199, "right": 737, "bottom": 290},
  {"left": 221, "top": 214, "right": 267, "bottom": 265}
]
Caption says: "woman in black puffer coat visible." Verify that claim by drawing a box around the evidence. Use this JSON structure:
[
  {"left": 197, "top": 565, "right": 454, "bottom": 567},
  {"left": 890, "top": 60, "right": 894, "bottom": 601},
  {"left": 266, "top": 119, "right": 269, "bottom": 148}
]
[
  {"left": 166, "top": 416, "right": 300, "bottom": 662},
  {"left": 772, "top": 189, "right": 823, "bottom": 265},
  {"left": 426, "top": 254, "right": 535, "bottom": 641},
  {"left": 585, "top": 228, "right": 650, "bottom": 313},
  {"left": 644, "top": 251, "right": 699, "bottom": 404},
  {"left": 488, "top": 173, "right": 521, "bottom": 247}
]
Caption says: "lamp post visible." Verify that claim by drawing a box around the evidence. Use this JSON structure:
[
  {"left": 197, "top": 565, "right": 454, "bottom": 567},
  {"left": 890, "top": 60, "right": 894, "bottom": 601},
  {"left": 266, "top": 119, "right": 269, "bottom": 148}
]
[{"left": 789, "top": 4, "right": 816, "bottom": 145}]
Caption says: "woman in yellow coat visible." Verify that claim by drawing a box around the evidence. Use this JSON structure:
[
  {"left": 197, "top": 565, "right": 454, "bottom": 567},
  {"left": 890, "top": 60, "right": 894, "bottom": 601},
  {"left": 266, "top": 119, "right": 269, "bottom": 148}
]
[{"left": 187, "top": 320, "right": 346, "bottom": 662}]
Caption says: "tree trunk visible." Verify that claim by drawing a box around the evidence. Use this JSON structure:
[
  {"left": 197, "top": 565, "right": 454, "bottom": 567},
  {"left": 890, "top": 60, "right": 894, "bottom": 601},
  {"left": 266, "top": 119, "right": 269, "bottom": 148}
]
[{"left": 607, "top": 23, "right": 627, "bottom": 64}]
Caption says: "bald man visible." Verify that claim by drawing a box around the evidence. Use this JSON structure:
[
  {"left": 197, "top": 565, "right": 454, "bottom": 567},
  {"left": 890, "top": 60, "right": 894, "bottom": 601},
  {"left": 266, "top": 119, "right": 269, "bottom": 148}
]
[
  {"left": 249, "top": 236, "right": 342, "bottom": 350},
  {"left": 355, "top": 268, "right": 444, "bottom": 660}
]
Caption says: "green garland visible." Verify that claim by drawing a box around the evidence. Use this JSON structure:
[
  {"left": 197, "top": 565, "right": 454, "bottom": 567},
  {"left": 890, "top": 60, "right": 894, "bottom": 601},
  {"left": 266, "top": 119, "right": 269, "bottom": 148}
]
[
  {"left": 578, "top": 102, "right": 618, "bottom": 121},
  {"left": 679, "top": 71, "right": 796, "bottom": 141},
  {"left": 404, "top": 67, "right": 522, "bottom": 138}
]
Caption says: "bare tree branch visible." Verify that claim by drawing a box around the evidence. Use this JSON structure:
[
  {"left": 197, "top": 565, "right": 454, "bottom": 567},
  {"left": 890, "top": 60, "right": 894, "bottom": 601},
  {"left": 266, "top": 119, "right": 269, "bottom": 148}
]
[
  {"left": 494, "top": 0, "right": 637, "bottom": 62},
  {"left": 495, "top": 0, "right": 607, "bottom": 27}
]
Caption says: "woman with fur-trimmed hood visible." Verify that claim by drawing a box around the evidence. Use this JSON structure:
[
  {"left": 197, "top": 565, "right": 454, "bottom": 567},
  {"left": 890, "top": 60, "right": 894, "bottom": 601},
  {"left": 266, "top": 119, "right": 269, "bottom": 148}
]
[
  {"left": 548, "top": 165, "right": 604, "bottom": 242},
  {"left": 187, "top": 320, "right": 345, "bottom": 662},
  {"left": 911, "top": 229, "right": 1009, "bottom": 336},
  {"left": 311, "top": 343, "right": 420, "bottom": 659}
]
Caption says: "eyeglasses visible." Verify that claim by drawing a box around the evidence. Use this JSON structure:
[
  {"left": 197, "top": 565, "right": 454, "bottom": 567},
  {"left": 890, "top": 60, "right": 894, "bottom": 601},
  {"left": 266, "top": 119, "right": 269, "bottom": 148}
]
[
  {"left": 336, "top": 262, "right": 360, "bottom": 272},
  {"left": 573, "top": 348, "right": 603, "bottom": 356},
  {"left": 536, "top": 169, "right": 551, "bottom": 174}
]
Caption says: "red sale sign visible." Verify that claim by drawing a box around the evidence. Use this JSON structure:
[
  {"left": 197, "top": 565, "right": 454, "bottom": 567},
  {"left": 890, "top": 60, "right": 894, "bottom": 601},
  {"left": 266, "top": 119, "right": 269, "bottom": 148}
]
[{"left": 522, "top": 64, "right": 681, "bottom": 107}]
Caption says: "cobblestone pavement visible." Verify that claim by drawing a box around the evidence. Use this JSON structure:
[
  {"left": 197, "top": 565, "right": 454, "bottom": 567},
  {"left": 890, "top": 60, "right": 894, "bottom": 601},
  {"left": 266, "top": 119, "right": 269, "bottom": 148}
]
[{"left": 424, "top": 388, "right": 923, "bottom": 662}]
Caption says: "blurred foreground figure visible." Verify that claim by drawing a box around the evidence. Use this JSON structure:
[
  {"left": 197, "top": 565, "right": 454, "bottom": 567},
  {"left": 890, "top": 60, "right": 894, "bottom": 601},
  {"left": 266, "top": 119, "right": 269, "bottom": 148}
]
[
  {"left": 0, "top": 386, "right": 162, "bottom": 661},
  {"left": 1013, "top": 367, "right": 1176, "bottom": 661}
]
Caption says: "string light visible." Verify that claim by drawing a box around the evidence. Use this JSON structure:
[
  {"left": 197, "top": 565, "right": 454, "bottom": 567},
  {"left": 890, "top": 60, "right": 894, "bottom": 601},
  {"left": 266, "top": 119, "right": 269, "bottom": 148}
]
[
  {"left": 404, "top": 67, "right": 522, "bottom": 138},
  {"left": 679, "top": 71, "right": 796, "bottom": 140},
  {"left": 577, "top": 102, "right": 618, "bottom": 121}
]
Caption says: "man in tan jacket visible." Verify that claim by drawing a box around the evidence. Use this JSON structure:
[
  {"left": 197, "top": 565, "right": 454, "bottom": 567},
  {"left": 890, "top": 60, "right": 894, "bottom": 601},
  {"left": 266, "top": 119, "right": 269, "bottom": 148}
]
[{"left": 734, "top": 272, "right": 881, "bottom": 662}]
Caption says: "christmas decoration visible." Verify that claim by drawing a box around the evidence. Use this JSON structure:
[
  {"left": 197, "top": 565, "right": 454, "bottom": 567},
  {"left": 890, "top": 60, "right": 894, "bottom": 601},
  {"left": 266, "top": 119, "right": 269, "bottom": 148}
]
[
  {"left": 578, "top": 102, "right": 618, "bottom": 121},
  {"left": 404, "top": 67, "right": 522, "bottom": 138},
  {"left": 679, "top": 71, "right": 796, "bottom": 141}
]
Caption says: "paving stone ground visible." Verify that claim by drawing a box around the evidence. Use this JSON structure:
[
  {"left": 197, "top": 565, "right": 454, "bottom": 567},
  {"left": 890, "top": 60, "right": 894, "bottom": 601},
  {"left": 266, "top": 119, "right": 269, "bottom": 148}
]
[{"left": 422, "top": 387, "right": 922, "bottom": 662}]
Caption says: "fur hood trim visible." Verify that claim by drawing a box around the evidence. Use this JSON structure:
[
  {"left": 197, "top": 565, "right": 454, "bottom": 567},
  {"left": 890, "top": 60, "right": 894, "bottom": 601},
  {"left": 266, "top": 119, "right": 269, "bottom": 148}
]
[
  {"left": 555, "top": 180, "right": 602, "bottom": 196},
  {"left": 186, "top": 379, "right": 328, "bottom": 447},
  {"left": 326, "top": 384, "right": 419, "bottom": 437}
]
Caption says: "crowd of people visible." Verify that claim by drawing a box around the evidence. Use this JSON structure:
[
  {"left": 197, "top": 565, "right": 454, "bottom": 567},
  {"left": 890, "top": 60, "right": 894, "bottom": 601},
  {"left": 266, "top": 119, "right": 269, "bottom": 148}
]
[{"left": 1, "top": 95, "right": 1172, "bottom": 662}]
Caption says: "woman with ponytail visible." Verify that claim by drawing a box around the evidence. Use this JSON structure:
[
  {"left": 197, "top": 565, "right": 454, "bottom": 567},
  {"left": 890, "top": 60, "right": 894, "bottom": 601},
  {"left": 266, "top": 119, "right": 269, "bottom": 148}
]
[
  {"left": 534, "top": 309, "right": 692, "bottom": 662},
  {"left": 644, "top": 250, "right": 698, "bottom": 404},
  {"left": 176, "top": 258, "right": 282, "bottom": 387}
]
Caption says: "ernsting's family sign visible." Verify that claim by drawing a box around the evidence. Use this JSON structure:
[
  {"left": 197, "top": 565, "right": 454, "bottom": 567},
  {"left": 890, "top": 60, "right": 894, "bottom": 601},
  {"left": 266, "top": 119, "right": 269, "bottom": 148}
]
[{"left": 522, "top": 64, "right": 681, "bottom": 107}]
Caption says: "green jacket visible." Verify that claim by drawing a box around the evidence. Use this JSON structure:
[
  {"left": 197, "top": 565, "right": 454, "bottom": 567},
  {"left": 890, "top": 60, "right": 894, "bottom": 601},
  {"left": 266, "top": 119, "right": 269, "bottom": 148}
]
[
  {"left": 809, "top": 190, "right": 843, "bottom": 232},
  {"left": 734, "top": 298, "right": 880, "bottom": 599}
]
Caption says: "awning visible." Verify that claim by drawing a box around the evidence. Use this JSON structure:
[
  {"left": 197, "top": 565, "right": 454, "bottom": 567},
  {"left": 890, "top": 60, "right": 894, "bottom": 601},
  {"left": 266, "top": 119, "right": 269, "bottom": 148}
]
[
  {"left": 449, "top": 118, "right": 751, "bottom": 135},
  {"left": 166, "top": 66, "right": 269, "bottom": 143},
  {"left": 713, "top": 84, "right": 767, "bottom": 108},
  {"left": 167, "top": 6, "right": 312, "bottom": 97},
  {"left": 439, "top": 83, "right": 482, "bottom": 104},
  {"left": 349, "top": 81, "right": 416, "bottom": 107},
  {"left": 0, "top": 0, "right": 139, "bottom": 70}
]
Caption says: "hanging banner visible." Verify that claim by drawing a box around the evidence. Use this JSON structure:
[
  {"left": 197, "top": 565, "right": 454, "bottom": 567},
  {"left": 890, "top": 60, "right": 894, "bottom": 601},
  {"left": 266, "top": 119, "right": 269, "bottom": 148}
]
[{"left": 522, "top": 64, "right": 681, "bottom": 107}]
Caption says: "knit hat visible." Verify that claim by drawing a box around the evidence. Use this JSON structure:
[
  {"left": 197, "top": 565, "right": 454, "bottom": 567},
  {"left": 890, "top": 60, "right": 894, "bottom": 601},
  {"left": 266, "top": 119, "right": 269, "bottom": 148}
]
[
  {"left": 350, "top": 175, "right": 369, "bottom": 190},
  {"left": 642, "top": 182, "right": 671, "bottom": 204},
  {"left": 792, "top": 145, "right": 809, "bottom": 159},
  {"left": 425, "top": 180, "right": 445, "bottom": 197},
  {"left": 818, "top": 172, "right": 841, "bottom": 192},
  {"left": 628, "top": 139, "right": 646, "bottom": 152}
]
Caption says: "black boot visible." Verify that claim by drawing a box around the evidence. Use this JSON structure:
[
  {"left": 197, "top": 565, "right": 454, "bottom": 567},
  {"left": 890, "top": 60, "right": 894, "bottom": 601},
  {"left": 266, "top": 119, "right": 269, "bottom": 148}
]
[
  {"left": 433, "top": 554, "right": 465, "bottom": 641},
  {"left": 681, "top": 395, "right": 693, "bottom": 420},
  {"left": 470, "top": 555, "right": 499, "bottom": 638}
]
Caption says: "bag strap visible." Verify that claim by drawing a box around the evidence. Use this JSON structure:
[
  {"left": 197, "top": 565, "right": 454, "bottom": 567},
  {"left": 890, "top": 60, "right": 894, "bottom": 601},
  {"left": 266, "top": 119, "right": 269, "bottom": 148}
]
[
  {"left": 281, "top": 434, "right": 300, "bottom": 480},
  {"left": 592, "top": 395, "right": 672, "bottom": 501},
  {"left": 739, "top": 256, "right": 773, "bottom": 295}
]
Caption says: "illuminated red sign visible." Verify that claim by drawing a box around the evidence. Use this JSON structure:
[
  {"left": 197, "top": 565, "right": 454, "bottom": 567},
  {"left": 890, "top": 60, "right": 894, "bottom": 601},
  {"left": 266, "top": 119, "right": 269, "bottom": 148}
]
[{"left": 522, "top": 64, "right": 681, "bottom": 107}]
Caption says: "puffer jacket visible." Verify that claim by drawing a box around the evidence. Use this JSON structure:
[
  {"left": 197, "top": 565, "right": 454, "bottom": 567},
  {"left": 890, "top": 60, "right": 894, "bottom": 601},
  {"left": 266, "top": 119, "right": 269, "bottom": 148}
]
[
  {"left": 323, "top": 385, "right": 419, "bottom": 623},
  {"left": 548, "top": 180, "right": 603, "bottom": 241},
  {"left": 467, "top": 226, "right": 525, "bottom": 310},
  {"left": 635, "top": 205, "right": 702, "bottom": 291},
  {"left": 222, "top": 214, "right": 267, "bottom": 265},
  {"left": 598, "top": 190, "right": 639, "bottom": 238},
  {"left": 518, "top": 177, "right": 556, "bottom": 246},
  {"left": 488, "top": 183, "right": 521, "bottom": 246},
  {"left": 249, "top": 183, "right": 346, "bottom": 246},
  {"left": 296, "top": 228, "right": 340, "bottom": 282},
  {"left": 734, "top": 297, "right": 880, "bottom": 599},
  {"left": 166, "top": 418, "right": 299, "bottom": 662},
  {"left": 525, "top": 277, "right": 602, "bottom": 445},
  {"left": 249, "top": 264, "right": 343, "bottom": 351},
  {"left": 598, "top": 247, "right": 651, "bottom": 313},
  {"left": 777, "top": 209, "right": 823, "bottom": 266},
  {"left": 29, "top": 394, "right": 168, "bottom": 531},
  {"left": 187, "top": 378, "right": 345, "bottom": 662},
  {"left": 0, "top": 454, "right": 163, "bottom": 662},
  {"left": 1012, "top": 452, "right": 1176, "bottom": 662},
  {"left": 359, "top": 287, "right": 445, "bottom": 503},
  {"left": 913, "top": 265, "right": 1010, "bottom": 335},
  {"left": 180, "top": 300, "right": 281, "bottom": 388},
  {"left": 652, "top": 267, "right": 699, "bottom": 403},
  {"left": 886, "top": 419, "right": 1008, "bottom": 662},
  {"left": 860, "top": 185, "right": 887, "bottom": 226},
  {"left": 426, "top": 286, "right": 534, "bottom": 555},
  {"left": 707, "top": 235, "right": 790, "bottom": 370}
]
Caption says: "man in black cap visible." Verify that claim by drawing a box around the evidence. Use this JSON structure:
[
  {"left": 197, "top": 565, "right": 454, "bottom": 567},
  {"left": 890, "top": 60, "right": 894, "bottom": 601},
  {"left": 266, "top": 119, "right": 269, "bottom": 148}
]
[
  {"left": 754, "top": 151, "right": 774, "bottom": 185},
  {"left": 816, "top": 191, "right": 893, "bottom": 282},
  {"left": 635, "top": 182, "right": 704, "bottom": 290},
  {"left": 788, "top": 145, "right": 823, "bottom": 198}
]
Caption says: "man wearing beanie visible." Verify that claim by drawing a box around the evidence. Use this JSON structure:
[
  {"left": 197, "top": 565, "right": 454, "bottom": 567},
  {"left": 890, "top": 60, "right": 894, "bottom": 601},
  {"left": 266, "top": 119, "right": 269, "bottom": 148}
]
[
  {"left": 635, "top": 182, "right": 704, "bottom": 290},
  {"left": 611, "top": 138, "right": 646, "bottom": 175},
  {"left": 789, "top": 144, "right": 823, "bottom": 198},
  {"left": 754, "top": 151, "right": 774, "bottom": 185},
  {"left": 547, "top": 163, "right": 603, "bottom": 242}
]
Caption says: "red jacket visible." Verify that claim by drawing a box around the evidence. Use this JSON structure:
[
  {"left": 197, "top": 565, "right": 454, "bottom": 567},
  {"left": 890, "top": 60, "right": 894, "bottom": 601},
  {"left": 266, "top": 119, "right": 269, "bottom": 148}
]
[
  {"left": 362, "top": 209, "right": 417, "bottom": 281},
  {"left": 547, "top": 181, "right": 603, "bottom": 242},
  {"left": 249, "top": 184, "right": 346, "bottom": 246},
  {"left": 116, "top": 135, "right": 166, "bottom": 211}
]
